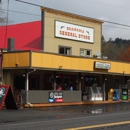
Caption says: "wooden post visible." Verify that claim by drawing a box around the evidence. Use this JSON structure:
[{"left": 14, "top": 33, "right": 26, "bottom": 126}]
[{"left": 102, "top": 74, "right": 105, "bottom": 101}]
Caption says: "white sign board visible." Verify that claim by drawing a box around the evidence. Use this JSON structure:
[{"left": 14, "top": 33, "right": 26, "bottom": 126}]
[
  {"left": 95, "top": 62, "right": 110, "bottom": 69},
  {"left": 55, "top": 21, "right": 94, "bottom": 43}
]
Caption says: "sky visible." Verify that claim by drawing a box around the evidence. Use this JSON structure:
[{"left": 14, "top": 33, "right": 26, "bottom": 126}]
[{"left": 1, "top": 0, "right": 130, "bottom": 41}]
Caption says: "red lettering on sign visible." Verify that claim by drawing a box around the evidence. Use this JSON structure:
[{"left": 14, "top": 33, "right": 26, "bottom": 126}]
[{"left": 55, "top": 98, "right": 63, "bottom": 102}]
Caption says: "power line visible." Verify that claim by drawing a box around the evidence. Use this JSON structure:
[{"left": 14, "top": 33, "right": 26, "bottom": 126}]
[
  {"left": 1, "top": 7, "right": 130, "bottom": 30},
  {"left": 103, "top": 25, "right": 130, "bottom": 30},
  {"left": 1, "top": 8, "right": 40, "bottom": 16},
  {"left": 1, "top": 8, "right": 130, "bottom": 31},
  {"left": 14, "top": 0, "right": 130, "bottom": 28},
  {"left": 15, "top": 0, "right": 41, "bottom": 7},
  {"left": 81, "top": 0, "right": 130, "bottom": 11}
]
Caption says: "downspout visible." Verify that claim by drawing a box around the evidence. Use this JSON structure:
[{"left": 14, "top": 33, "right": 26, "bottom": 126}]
[{"left": 25, "top": 69, "right": 36, "bottom": 106}]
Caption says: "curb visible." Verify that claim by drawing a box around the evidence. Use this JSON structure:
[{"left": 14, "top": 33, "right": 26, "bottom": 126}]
[{"left": 23, "top": 101, "right": 123, "bottom": 108}]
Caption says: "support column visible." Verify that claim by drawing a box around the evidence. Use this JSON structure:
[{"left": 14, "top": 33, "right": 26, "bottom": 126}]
[
  {"left": 25, "top": 73, "right": 29, "bottom": 104},
  {"left": 53, "top": 71, "right": 56, "bottom": 90},
  {"left": 102, "top": 74, "right": 106, "bottom": 101},
  {"left": 78, "top": 73, "right": 81, "bottom": 90},
  {"left": 25, "top": 69, "right": 36, "bottom": 104},
  {"left": 125, "top": 76, "right": 127, "bottom": 89}
]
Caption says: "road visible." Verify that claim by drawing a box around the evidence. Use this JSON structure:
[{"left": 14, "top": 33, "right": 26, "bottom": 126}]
[{"left": 0, "top": 103, "right": 130, "bottom": 130}]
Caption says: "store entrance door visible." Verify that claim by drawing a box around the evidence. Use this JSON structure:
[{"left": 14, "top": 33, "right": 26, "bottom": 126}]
[{"left": 64, "top": 77, "right": 70, "bottom": 90}]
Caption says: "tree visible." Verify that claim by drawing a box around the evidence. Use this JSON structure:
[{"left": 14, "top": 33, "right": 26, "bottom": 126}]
[
  {"left": 0, "top": 0, "right": 6, "bottom": 25},
  {"left": 120, "top": 47, "right": 130, "bottom": 62},
  {"left": 102, "top": 42, "right": 119, "bottom": 60},
  {"left": 101, "top": 35, "right": 106, "bottom": 45}
]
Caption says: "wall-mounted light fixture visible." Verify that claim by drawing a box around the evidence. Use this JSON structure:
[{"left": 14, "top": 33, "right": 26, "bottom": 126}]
[
  {"left": 15, "top": 63, "right": 19, "bottom": 66},
  {"left": 59, "top": 66, "right": 62, "bottom": 70},
  {"left": 81, "top": 76, "right": 83, "bottom": 79}
]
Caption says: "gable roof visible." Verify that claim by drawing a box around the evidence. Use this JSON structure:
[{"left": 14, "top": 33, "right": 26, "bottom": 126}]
[{"left": 0, "top": 21, "right": 41, "bottom": 51}]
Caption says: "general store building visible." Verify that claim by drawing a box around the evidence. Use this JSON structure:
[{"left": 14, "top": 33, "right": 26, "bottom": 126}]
[{"left": 1, "top": 7, "right": 130, "bottom": 104}]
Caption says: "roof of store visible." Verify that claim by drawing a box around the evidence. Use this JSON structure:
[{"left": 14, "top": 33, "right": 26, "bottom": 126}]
[
  {"left": 41, "top": 7, "right": 104, "bottom": 24},
  {"left": 0, "top": 21, "right": 41, "bottom": 51}
]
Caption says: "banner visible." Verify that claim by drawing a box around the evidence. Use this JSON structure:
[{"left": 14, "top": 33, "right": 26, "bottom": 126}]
[{"left": 48, "top": 91, "right": 63, "bottom": 103}]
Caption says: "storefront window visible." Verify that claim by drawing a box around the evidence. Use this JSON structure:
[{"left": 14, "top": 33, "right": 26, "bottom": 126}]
[
  {"left": 80, "top": 50, "right": 84, "bottom": 56},
  {"left": 29, "top": 75, "right": 39, "bottom": 90},
  {"left": 59, "top": 46, "right": 71, "bottom": 55},
  {"left": 80, "top": 49, "right": 92, "bottom": 57},
  {"left": 14, "top": 75, "right": 25, "bottom": 90},
  {"left": 85, "top": 76, "right": 98, "bottom": 86}
]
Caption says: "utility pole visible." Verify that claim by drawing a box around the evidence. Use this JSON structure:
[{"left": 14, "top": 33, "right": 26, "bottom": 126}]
[{"left": 0, "top": 49, "right": 4, "bottom": 85}]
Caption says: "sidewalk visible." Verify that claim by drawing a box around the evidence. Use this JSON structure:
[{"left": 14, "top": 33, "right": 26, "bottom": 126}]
[{"left": 24, "top": 100, "right": 123, "bottom": 108}]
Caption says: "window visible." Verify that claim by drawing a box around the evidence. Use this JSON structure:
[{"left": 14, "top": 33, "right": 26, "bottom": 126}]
[
  {"left": 29, "top": 75, "right": 39, "bottom": 90},
  {"left": 14, "top": 75, "right": 25, "bottom": 90},
  {"left": 59, "top": 46, "right": 71, "bottom": 55},
  {"left": 80, "top": 49, "right": 92, "bottom": 57}
]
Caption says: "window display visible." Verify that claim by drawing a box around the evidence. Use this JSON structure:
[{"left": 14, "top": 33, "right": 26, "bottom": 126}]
[{"left": 85, "top": 76, "right": 98, "bottom": 86}]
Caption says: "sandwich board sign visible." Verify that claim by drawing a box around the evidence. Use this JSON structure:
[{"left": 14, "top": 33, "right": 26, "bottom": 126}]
[{"left": 0, "top": 85, "right": 18, "bottom": 110}]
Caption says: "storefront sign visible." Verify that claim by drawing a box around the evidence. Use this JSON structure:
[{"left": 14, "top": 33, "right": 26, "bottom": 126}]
[
  {"left": 95, "top": 62, "right": 110, "bottom": 69},
  {"left": 49, "top": 92, "right": 63, "bottom": 103},
  {"left": 55, "top": 21, "right": 94, "bottom": 43}
]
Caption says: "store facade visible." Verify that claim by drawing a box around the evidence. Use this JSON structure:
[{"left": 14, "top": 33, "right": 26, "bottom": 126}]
[
  {"left": 2, "top": 7, "right": 130, "bottom": 104},
  {"left": 2, "top": 51, "right": 130, "bottom": 104}
]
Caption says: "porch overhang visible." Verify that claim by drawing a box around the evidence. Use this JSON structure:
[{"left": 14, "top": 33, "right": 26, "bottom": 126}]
[{"left": 3, "top": 51, "right": 130, "bottom": 76}]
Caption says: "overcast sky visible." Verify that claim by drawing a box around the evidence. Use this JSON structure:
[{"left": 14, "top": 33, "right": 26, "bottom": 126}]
[{"left": 1, "top": 0, "right": 130, "bottom": 41}]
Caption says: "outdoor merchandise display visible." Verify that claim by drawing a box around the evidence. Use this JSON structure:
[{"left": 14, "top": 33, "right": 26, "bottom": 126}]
[{"left": 83, "top": 86, "right": 103, "bottom": 101}]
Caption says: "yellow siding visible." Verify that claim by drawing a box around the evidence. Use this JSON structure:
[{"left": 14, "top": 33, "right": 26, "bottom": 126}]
[
  {"left": 123, "top": 64, "right": 130, "bottom": 74},
  {"left": 117, "top": 63, "right": 124, "bottom": 73},
  {"left": 31, "top": 52, "right": 130, "bottom": 75},
  {"left": 71, "top": 58, "right": 80, "bottom": 70},
  {"left": 79, "top": 59, "right": 89, "bottom": 70},
  {"left": 3, "top": 52, "right": 130, "bottom": 75},
  {"left": 42, "top": 54, "right": 53, "bottom": 68},
  {"left": 62, "top": 57, "right": 71, "bottom": 69},
  {"left": 52, "top": 55, "right": 62, "bottom": 68},
  {"left": 3, "top": 53, "right": 16, "bottom": 67},
  {"left": 31, "top": 53, "right": 42, "bottom": 67},
  {"left": 108, "top": 62, "right": 116, "bottom": 73},
  {"left": 88, "top": 59, "right": 95, "bottom": 71},
  {"left": 3, "top": 52, "right": 30, "bottom": 68}
]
